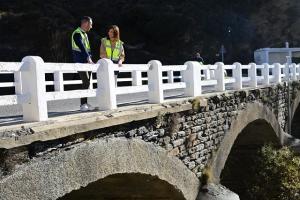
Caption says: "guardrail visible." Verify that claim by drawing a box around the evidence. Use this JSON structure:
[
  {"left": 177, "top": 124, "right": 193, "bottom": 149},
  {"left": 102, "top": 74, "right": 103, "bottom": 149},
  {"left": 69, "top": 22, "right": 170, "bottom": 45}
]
[{"left": 0, "top": 56, "right": 299, "bottom": 122}]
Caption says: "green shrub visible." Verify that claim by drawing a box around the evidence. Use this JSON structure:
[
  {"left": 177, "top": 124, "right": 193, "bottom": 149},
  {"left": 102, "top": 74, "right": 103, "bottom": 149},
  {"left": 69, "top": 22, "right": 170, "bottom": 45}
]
[{"left": 248, "top": 144, "right": 300, "bottom": 200}]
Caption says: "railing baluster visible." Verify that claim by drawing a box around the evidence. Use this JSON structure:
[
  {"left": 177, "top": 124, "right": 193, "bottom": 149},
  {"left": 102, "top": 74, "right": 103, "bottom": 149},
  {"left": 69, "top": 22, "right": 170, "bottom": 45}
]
[
  {"left": 132, "top": 71, "right": 142, "bottom": 86},
  {"left": 291, "top": 63, "right": 297, "bottom": 81},
  {"left": 54, "top": 71, "right": 64, "bottom": 91},
  {"left": 167, "top": 71, "right": 174, "bottom": 83},
  {"left": 284, "top": 62, "right": 290, "bottom": 81},
  {"left": 14, "top": 71, "right": 22, "bottom": 94},
  {"left": 203, "top": 66, "right": 210, "bottom": 80},
  {"left": 296, "top": 64, "right": 300, "bottom": 80},
  {"left": 262, "top": 63, "right": 270, "bottom": 85},
  {"left": 89, "top": 73, "right": 93, "bottom": 89}
]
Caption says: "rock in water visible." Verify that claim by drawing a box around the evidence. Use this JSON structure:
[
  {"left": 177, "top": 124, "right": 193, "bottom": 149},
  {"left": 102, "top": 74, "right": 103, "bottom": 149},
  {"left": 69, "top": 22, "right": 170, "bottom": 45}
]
[{"left": 197, "top": 183, "right": 240, "bottom": 200}]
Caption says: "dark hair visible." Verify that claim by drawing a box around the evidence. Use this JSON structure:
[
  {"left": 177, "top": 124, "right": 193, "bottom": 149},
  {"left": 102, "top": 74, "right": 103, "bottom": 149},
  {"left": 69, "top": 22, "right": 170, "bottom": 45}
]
[
  {"left": 106, "top": 25, "right": 120, "bottom": 41},
  {"left": 81, "top": 16, "right": 92, "bottom": 24}
]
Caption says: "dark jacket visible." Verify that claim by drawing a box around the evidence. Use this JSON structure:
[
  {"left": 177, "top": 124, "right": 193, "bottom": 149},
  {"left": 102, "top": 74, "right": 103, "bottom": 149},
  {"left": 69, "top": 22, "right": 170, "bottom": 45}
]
[{"left": 72, "top": 31, "right": 91, "bottom": 63}]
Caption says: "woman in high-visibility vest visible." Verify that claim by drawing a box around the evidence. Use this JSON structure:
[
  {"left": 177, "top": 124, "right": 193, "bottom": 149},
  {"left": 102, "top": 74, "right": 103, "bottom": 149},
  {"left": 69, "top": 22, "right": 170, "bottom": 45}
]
[{"left": 100, "top": 25, "right": 125, "bottom": 66}]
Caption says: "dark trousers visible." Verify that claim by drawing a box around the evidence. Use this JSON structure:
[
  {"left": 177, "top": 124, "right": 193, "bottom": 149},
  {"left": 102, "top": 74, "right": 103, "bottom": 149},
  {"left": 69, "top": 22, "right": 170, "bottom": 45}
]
[{"left": 78, "top": 71, "right": 91, "bottom": 105}]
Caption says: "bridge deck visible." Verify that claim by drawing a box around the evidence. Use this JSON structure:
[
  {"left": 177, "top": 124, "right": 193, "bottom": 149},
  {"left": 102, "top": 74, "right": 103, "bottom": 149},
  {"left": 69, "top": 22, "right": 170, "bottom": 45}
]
[{"left": 0, "top": 95, "right": 197, "bottom": 149}]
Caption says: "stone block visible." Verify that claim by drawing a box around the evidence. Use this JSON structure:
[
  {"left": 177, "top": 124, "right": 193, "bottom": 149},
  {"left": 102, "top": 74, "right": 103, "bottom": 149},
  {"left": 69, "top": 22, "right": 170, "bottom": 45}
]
[
  {"left": 179, "top": 151, "right": 188, "bottom": 158},
  {"left": 172, "top": 138, "right": 185, "bottom": 147},
  {"left": 195, "top": 157, "right": 206, "bottom": 164},
  {"left": 163, "top": 136, "right": 171, "bottom": 145},
  {"left": 168, "top": 147, "right": 180, "bottom": 156},
  {"left": 198, "top": 135, "right": 209, "bottom": 142},
  {"left": 192, "top": 126, "right": 201, "bottom": 133},
  {"left": 188, "top": 161, "right": 196, "bottom": 169},
  {"left": 188, "top": 147, "right": 196, "bottom": 154},
  {"left": 195, "top": 144, "right": 205, "bottom": 151},
  {"left": 125, "top": 129, "right": 136, "bottom": 138},
  {"left": 137, "top": 126, "right": 148, "bottom": 135},
  {"left": 192, "top": 140, "right": 201, "bottom": 146},
  {"left": 205, "top": 117, "right": 212, "bottom": 123},
  {"left": 165, "top": 144, "right": 173, "bottom": 151},
  {"left": 179, "top": 145, "right": 186, "bottom": 151},
  {"left": 182, "top": 157, "right": 190, "bottom": 165},
  {"left": 190, "top": 152, "right": 200, "bottom": 160},
  {"left": 197, "top": 113, "right": 204, "bottom": 118},
  {"left": 177, "top": 131, "right": 186, "bottom": 137},
  {"left": 205, "top": 141, "right": 213, "bottom": 148},
  {"left": 177, "top": 117, "right": 185, "bottom": 123},
  {"left": 157, "top": 129, "right": 165, "bottom": 137}
]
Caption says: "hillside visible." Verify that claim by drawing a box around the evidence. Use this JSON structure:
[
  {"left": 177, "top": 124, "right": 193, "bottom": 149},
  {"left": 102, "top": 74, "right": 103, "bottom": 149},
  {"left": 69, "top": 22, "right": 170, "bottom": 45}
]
[{"left": 0, "top": 0, "right": 299, "bottom": 64}]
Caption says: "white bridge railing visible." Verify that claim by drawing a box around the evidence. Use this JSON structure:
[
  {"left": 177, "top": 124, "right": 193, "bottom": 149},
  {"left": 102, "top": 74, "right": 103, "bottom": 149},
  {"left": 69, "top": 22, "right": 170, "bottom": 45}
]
[{"left": 0, "top": 56, "right": 299, "bottom": 122}]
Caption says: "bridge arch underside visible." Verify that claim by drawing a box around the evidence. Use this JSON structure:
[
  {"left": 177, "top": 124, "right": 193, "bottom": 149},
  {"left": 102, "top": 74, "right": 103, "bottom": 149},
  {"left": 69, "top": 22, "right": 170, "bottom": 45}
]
[
  {"left": 59, "top": 173, "right": 185, "bottom": 200},
  {"left": 220, "top": 119, "right": 280, "bottom": 199},
  {"left": 0, "top": 138, "right": 199, "bottom": 200},
  {"left": 291, "top": 89, "right": 300, "bottom": 139},
  {"left": 212, "top": 103, "right": 283, "bottom": 183},
  {"left": 209, "top": 103, "right": 286, "bottom": 199}
]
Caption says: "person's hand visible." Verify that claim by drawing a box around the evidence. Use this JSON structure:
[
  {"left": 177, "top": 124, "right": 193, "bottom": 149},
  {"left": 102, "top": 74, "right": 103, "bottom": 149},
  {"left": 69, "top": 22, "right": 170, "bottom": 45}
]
[
  {"left": 87, "top": 57, "right": 94, "bottom": 64},
  {"left": 118, "top": 60, "right": 123, "bottom": 67}
]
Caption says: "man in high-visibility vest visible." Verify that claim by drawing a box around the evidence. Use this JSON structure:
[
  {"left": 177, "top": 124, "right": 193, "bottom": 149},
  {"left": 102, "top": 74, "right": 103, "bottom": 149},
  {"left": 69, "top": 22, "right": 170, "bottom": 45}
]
[{"left": 71, "top": 16, "right": 94, "bottom": 111}]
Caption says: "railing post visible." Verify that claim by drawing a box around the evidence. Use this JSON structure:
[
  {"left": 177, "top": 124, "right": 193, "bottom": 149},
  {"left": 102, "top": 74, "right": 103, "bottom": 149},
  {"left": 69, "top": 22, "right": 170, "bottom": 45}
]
[
  {"left": 274, "top": 63, "right": 282, "bottom": 83},
  {"left": 215, "top": 62, "right": 225, "bottom": 91},
  {"left": 54, "top": 71, "right": 64, "bottom": 91},
  {"left": 21, "top": 56, "right": 48, "bottom": 121},
  {"left": 291, "top": 63, "right": 297, "bottom": 81},
  {"left": 132, "top": 71, "right": 142, "bottom": 86},
  {"left": 262, "top": 63, "right": 270, "bottom": 85},
  {"left": 233, "top": 62, "right": 242, "bottom": 90},
  {"left": 148, "top": 60, "right": 163, "bottom": 103},
  {"left": 183, "top": 61, "right": 202, "bottom": 96},
  {"left": 249, "top": 63, "right": 257, "bottom": 87},
  {"left": 210, "top": 66, "right": 216, "bottom": 79},
  {"left": 167, "top": 71, "right": 174, "bottom": 83},
  {"left": 96, "top": 59, "right": 117, "bottom": 110}
]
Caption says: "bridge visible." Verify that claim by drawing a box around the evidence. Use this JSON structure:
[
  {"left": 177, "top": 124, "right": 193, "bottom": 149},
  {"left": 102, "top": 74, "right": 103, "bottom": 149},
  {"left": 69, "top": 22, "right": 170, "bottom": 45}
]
[{"left": 1, "top": 56, "right": 300, "bottom": 200}]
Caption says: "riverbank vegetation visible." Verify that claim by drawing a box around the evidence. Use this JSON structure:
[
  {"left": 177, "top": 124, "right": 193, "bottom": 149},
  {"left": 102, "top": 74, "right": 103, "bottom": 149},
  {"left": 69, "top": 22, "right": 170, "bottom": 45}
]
[{"left": 247, "top": 144, "right": 300, "bottom": 200}]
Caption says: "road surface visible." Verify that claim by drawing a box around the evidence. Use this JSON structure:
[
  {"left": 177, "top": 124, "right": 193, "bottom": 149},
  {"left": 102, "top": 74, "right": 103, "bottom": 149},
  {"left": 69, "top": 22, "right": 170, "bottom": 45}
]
[{"left": 0, "top": 89, "right": 185, "bottom": 126}]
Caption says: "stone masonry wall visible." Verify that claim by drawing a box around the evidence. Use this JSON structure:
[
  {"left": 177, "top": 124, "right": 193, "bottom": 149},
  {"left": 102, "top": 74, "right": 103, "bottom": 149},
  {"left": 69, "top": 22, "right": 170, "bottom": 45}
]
[{"left": 0, "top": 82, "right": 295, "bottom": 180}]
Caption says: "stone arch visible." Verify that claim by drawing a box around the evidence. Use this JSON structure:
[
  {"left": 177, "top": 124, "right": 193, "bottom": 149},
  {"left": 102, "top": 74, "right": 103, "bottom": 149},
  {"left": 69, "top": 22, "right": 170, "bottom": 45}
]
[
  {"left": 211, "top": 102, "right": 285, "bottom": 182},
  {"left": 59, "top": 173, "right": 186, "bottom": 200},
  {"left": 0, "top": 138, "right": 199, "bottom": 200}
]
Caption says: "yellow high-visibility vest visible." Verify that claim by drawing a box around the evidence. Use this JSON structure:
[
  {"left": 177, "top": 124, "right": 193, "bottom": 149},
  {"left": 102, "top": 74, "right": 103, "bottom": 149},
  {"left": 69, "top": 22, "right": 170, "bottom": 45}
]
[
  {"left": 101, "top": 37, "right": 123, "bottom": 62},
  {"left": 71, "top": 27, "right": 91, "bottom": 52}
]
